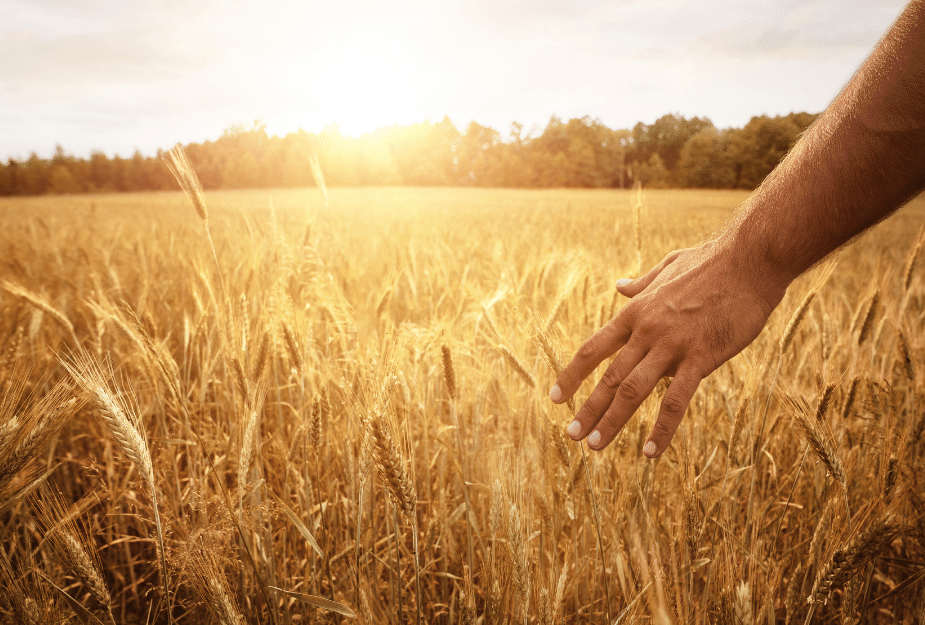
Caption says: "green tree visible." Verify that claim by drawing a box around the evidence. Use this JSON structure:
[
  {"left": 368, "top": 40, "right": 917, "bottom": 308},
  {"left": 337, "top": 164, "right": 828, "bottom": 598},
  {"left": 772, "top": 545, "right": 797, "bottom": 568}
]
[
  {"left": 456, "top": 122, "right": 501, "bottom": 185},
  {"left": 627, "top": 114, "right": 714, "bottom": 184},
  {"left": 729, "top": 114, "right": 816, "bottom": 188},
  {"left": 48, "top": 164, "right": 78, "bottom": 194},
  {"left": 89, "top": 151, "right": 114, "bottom": 192},
  {"left": 0, "top": 160, "right": 14, "bottom": 195},
  {"left": 677, "top": 128, "right": 736, "bottom": 188},
  {"left": 633, "top": 154, "right": 671, "bottom": 188}
]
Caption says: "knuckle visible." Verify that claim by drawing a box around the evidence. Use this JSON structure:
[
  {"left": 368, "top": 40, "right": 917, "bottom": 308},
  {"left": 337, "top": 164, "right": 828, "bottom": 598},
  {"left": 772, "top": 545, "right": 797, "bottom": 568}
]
[
  {"left": 599, "top": 366, "right": 622, "bottom": 392},
  {"left": 619, "top": 300, "right": 638, "bottom": 320},
  {"left": 600, "top": 409, "right": 628, "bottom": 435},
  {"left": 577, "top": 337, "right": 598, "bottom": 361},
  {"left": 650, "top": 418, "right": 675, "bottom": 440},
  {"left": 660, "top": 392, "right": 687, "bottom": 417},
  {"left": 575, "top": 401, "right": 599, "bottom": 424},
  {"left": 617, "top": 376, "right": 645, "bottom": 404},
  {"left": 636, "top": 317, "right": 657, "bottom": 337}
]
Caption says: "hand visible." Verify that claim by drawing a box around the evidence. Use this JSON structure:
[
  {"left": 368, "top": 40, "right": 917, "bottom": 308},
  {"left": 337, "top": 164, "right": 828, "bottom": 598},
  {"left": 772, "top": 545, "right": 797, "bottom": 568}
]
[{"left": 549, "top": 242, "right": 784, "bottom": 457}]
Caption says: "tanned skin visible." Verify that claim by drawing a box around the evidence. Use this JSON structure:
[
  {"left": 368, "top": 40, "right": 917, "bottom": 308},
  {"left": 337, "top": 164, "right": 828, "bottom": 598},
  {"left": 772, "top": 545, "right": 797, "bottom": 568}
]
[{"left": 551, "top": 0, "right": 925, "bottom": 457}]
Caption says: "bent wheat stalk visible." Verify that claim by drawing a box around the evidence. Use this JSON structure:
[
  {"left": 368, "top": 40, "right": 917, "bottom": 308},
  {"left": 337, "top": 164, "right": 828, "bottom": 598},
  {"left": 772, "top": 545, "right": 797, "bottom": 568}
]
[
  {"left": 804, "top": 513, "right": 899, "bottom": 624},
  {"left": 163, "top": 144, "right": 225, "bottom": 302},
  {"left": 62, "top": 353, "right": 172, "bottom": 625}
]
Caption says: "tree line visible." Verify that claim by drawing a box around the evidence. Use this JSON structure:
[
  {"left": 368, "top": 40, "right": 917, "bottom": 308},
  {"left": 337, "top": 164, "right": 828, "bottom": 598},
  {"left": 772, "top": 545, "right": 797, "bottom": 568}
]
[{"left": 0, "top": 112, "right": 817, "bottom": 196}]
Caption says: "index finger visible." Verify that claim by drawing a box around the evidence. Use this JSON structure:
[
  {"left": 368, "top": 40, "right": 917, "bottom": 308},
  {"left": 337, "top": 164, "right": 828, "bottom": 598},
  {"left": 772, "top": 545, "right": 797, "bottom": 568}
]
[{"left": 550, "top": 309, "right": 634, "bottom": 404}]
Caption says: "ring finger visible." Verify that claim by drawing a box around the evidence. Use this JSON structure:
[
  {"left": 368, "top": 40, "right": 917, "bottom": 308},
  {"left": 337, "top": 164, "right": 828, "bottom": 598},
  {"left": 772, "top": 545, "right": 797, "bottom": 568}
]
[
  {"left": 567, "top": 339, "right": 648, "bottom": 441},
  {"left": 587, "top": 349, "right": 676, "bottom": 450}
]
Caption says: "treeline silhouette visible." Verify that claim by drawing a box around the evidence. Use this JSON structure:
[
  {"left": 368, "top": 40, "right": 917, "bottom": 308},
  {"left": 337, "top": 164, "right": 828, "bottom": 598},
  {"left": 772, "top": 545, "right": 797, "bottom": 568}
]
[{"left": 0, "top": 112, "right": 817, "bottom": 195}]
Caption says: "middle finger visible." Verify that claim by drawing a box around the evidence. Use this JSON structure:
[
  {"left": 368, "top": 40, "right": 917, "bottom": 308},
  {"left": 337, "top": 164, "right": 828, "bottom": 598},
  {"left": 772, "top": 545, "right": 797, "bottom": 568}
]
[{"left": 567, "top": 338, "right": 647, "bottom": 440}]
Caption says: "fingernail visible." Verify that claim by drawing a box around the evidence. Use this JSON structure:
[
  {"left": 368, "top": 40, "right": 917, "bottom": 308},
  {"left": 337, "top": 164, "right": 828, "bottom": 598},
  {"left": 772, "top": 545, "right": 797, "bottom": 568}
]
[
  {"left": 567, "top": 420, "right": 581, "bottom": 439},
  {"left": 549, "top": 384, "right": 562, "bottom": 403},
  {"left": 643, "top": 441, "right": 657, "bottom": 457},
  {"left": 616, "top": 278, "right": 632, "bottom": 288},
  {"left": 587, "top": 430, "right": 602, "bottom": 448}
]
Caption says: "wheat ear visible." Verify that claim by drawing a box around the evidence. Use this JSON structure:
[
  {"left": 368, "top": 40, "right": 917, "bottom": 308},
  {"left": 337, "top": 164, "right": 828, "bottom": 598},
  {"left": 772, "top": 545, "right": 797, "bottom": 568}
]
[
  {"left": 189, "top": 546, "right": 244, "bottom": 625},
  {"left": 33, "top": 489, "right": 115, "bottom": 625},
  {"left": 855, "top": 289, "right": 880, "bottom": 345},
  {"left": 780, "top": 290, "right": 816, "bottom": 356},
  {"left": 778, "top": 391, "right": 844, "bottom": 485},
  {"left": 734, "top": 582, "right": 754, "bottom": 625},
  {"left": 902, "top": 224, "right": 925, "bottom": 292},
  {"left": 367, "top": 413, "right": 416, "bottom": 518},
  {"left": 499, "top": 344, "right": 536, "bottom": 388},
  {"left": 897, "top": 329, "right": 915, "bottom": 382},
  {"left": 0, "top": 376, "right": 79, "bottom": 489},
  {"left": 62, "top": 353, "right": 172, "bottom": 624},
  {"left": 366, "top": 411, "right": 422, "bottom": 623},
  {"left": 0, "top": 280, "right": 80, "bottom": 345},
  {"left": 163, "top": 144, "right": 225, "bottom": 301},
  {"left": 806, "top": 514, "right": 899, "bottom": 609},
  {"left": 441, "top": 343, "right": 457, "bottom": 400}
]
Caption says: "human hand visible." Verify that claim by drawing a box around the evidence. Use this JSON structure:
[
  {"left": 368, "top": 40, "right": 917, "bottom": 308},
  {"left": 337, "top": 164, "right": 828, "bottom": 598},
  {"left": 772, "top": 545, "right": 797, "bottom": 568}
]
[{"left": 549, "top": 242, "right": 785, "bottom": 457}]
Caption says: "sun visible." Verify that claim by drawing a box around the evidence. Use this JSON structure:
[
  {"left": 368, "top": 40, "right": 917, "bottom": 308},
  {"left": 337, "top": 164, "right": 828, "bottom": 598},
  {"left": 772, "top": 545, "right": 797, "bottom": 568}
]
[{"left": 258, "top": 15, "right": 433, "bottom": 138}]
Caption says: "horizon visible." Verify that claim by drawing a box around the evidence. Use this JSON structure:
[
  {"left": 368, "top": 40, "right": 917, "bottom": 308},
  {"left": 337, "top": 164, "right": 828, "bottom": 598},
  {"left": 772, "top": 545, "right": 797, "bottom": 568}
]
[{"left": 8, "top": 111, "right": 821, "bottom": 163}]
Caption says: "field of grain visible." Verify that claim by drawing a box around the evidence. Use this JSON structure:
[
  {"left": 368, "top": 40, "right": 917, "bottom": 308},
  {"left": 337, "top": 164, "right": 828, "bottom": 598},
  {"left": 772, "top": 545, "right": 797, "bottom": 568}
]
[{"left": 0, "top": 182, "right": 924, "bottom": 625}]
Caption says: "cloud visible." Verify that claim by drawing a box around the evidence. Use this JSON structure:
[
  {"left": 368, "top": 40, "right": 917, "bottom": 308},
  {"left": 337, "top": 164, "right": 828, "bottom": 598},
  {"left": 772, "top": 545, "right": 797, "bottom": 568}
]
[
  {"left": 688, "top": 22, "right": 886, "bottom": 62},
  {"left": 0, "top": 0, "right": 912, "bottom": 160},
  {"left": 0, "top": 29, "right": 210, "bottom": 93}
]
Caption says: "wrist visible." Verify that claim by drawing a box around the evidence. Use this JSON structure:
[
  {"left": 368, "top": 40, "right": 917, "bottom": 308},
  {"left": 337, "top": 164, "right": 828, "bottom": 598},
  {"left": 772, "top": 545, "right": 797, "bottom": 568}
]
[{"left": 712, "top": 214, "right": 792, "bottom": 314}]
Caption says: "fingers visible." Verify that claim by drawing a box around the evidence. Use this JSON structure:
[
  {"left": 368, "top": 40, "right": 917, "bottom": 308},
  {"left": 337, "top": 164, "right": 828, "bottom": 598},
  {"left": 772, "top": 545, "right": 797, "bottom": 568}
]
[
  {"left": 643, "top": 368, "right": 702, "bottom": 458},
  {"left": 582, "top": 349, "right": 676, "bottom": 450},
  {"left": 616, "top": 249, "right": 685, "bottom": 298},
  {"left": 566, "top": 339, "right": 648, "bottom": 440},
  {"left": 550, "top": 313, "right": 633, "bottom": 404}
]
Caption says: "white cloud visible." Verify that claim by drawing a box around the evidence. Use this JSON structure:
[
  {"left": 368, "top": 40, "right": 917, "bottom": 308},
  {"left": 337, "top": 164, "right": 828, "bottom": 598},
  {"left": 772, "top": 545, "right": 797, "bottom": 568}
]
[{"left": 0, "top": 0, "right": 910, "bottom": 160}]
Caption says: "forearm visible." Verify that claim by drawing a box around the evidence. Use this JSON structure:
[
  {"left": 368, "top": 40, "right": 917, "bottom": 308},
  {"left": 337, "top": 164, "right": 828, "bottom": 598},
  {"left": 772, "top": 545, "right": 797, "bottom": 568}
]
[
  {"left": 721, "top": 0, "right": 925, "bottom": 296},
  {"left": 554, "top": 1, "right": 925, "bottom": 458}
]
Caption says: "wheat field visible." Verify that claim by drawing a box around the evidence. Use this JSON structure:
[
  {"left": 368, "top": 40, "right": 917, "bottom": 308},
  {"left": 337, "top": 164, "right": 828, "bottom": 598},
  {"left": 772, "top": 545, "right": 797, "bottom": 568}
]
[{"left": 0, "top": 180, "right": 924, "bottom": 625}]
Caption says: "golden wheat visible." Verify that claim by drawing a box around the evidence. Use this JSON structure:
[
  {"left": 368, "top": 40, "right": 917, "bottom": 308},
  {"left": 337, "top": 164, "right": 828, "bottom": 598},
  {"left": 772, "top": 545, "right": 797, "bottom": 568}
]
[{"left": 0, "top": 186, "right": 922, "bottom": 624}]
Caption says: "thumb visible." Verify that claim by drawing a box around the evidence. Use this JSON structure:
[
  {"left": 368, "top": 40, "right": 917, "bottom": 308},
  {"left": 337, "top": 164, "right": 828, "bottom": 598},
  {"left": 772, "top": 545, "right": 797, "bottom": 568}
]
[{"left": 616, "top": 249, "right": 686, "bottom": 298}]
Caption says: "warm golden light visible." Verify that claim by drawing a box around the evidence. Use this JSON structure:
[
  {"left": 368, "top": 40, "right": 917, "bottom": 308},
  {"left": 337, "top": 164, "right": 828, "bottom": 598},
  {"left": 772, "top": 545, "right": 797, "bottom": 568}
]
[{"left": 259, "top": 10, "right": 432, "bottom": 138}]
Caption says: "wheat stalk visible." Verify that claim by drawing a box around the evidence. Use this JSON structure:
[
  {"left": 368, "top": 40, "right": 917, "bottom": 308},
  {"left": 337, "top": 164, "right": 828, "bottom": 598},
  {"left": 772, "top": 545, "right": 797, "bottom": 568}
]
[
  {"left": 778, "top": 390, "right": 844, "bottom": 486},
  {"left": 806, "top": 513, "right": 899, "bottom": 613},
  {"left": 0, "top": 377, "right": 80, "bottom": 489},
  {"left": 366, "top": 409, "right": 421, "bottom": 622},
  {"left": 632, "top": 180, "right": 643, "bottom": 276},
  {"left": 367, "top": 412, "right": 416, "bottom": 518},
  {"left": 163, "top": 144, "right": 225, "bottom": 301},
  {"left": 33, "top": 488, "right": 115, "bottom": 624},
  {"left": 780, "top": 290, "right": 815, "bottom": 356},
  {"left": 188, "top": 546, "right": 244, "bottom": 625},
  {"left": 499, "top": 344, "right": 536, "bottom": 388},
  {"left": 441, "top": 343, "right": 457, "bottom": 400},
  {"left": 441, "top": 341, "right": 476, "bottom": 580},
  {"left": 61, "top": 352, "right": 172, "bottom": 624},
  {"left": 855, "top": 290, "right": 880, "bottom": 345},
  {"left": 902, "top": 224, "right": 924, "bottom": 292},
  {"left": 308, "top": 153, "right": 328, "bottom": 207},
  {"left": 0, "top": 280, "right": 80, "bottom": 345}
]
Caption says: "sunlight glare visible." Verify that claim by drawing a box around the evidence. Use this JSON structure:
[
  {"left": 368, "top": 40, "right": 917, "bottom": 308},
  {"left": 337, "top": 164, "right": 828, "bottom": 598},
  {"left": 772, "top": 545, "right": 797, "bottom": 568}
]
[{"left": 278, "top": 18, "right": 426, "bottom": 137}]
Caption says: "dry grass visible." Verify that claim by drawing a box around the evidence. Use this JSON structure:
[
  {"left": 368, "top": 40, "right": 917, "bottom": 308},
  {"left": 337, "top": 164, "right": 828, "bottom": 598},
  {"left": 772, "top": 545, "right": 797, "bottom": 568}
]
[{"left": 0, "top": 185, "right": 924, "bottom": 624}]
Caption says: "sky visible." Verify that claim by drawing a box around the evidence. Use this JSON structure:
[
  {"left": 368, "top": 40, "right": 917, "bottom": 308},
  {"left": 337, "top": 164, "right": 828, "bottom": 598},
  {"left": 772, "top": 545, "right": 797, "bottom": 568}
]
[{"left": 0, "top": 0, "right": 909, "bottom": 161}]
